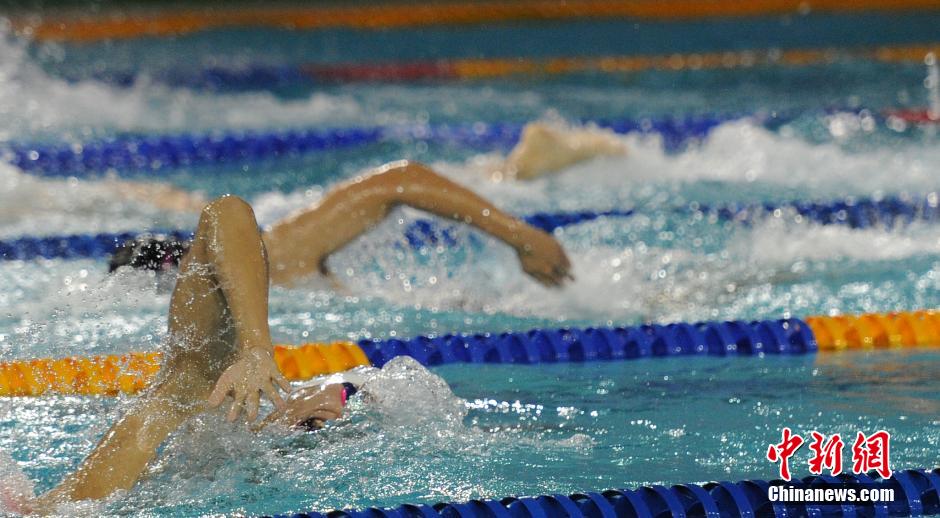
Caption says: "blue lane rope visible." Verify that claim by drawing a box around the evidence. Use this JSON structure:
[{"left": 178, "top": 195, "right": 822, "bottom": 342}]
[
  {"left": 3, "top": 127, "right": 385, "bottom": 177},
  {"left": 405, "top": 192, "right": 940, "bottom": 247},
  {"left": 357, "top": 318, "right": 817, "bottom": 367},
  {"left": 1, "top": 114, "right": 741, "bottom": 178},
  {"left": 265, "top": 468, "right": 940, "bottom": 518},
  {"left": 0, "top": 230, "right": 194, "bottom": 261},
  {"left": 1, "top": 193, "right": 937, "bottom": 261}
]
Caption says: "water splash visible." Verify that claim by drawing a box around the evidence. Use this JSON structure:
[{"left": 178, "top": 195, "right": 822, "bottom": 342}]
[
  {"left": 0, "top": 23, "right": 364, "bottom": 139},
  {"left": 0, "top": 162, "right": 197, "bottom": 238}
]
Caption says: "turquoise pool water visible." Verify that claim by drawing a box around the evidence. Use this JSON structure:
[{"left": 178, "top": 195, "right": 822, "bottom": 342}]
[
  {"left": 3, "top": 354, "right": 940, "bottom": 515},
  {"left": 1, "top": 11, "right": 940, "bottom": 516}
]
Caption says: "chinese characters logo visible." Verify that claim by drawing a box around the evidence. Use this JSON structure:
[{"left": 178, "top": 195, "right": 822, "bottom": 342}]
[{"left": 767, "top": 428, "right": 891, "bottom": 481}]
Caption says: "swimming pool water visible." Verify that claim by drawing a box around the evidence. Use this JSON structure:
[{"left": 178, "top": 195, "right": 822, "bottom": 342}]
[
  {"left": 3, "top": 353, "right": 940, "bottom": 515},
  {"left": 1, "top": 10, "right": 940, "bottom": 516}
]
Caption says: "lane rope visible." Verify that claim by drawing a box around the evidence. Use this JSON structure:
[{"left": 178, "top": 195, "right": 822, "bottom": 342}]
[
  {"left": 1, "top": 114, "right": 737, "bottom": 178},
  {"left": 71, "top": 44, "right": 940, "bottom": 89},
  {"left": 14, "top": 1, "right": 940, "bottom": 42},
  {"left": 2, "top": 126, "right": 386, "bottom": 177},
  {"left": 3, "top": 192, "right": 938, "bottom": 262},
  {"left": 263, "top": 468, "right": 940, "bottom": 518},
  {"left": 0, "top": 342, "right": 368, "bottom": 397},
  {"left": 2, "top": 310, "right": 938, "bottom": 397},
  {"left": 9, "top": 107, "right": 933, "bottom": 179}
]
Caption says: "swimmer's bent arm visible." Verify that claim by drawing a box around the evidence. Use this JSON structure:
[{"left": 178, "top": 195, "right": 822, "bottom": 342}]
[
  {"left": 197, "top": 196, "right": 291, "bottom": 422},
  {"left": 262, "top": 160, "right": 572, "bottom": 286},
  {"left": 31, "top": 197, "right": 290, "bottom": 512}
]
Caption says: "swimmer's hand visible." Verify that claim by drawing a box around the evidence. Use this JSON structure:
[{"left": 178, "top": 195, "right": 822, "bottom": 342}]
[
  {"left": 208, "top": 346, "right": 292, "bottom": 423},
  {"left": 254, "top": 383, "right": 346, "bottom": 431},
  {"left": 515, "top": 229, "right": 573, "bottom": 287}
]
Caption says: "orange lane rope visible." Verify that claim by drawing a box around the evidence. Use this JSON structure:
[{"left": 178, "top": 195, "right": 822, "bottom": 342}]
[
  {"left": 13, "top": 0, "right": 940, "bottom": 43},
  {"left": 442, "top": 44, "right": 940, "bottom": 79},
  {"left": 806, "top": 310, "right": 940, "bottom": 351},
  {"left": 0, "top": 342, "right": 370, "bottom": 397}
]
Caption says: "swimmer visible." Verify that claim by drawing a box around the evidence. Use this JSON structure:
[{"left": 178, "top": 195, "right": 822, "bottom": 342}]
[
  {"left": 109, "top": 160, "right": 572, "bottom": 287},
  {"left": 497, "top": 120, "right": 627, "bottom": 181},
  {"left": 4, "top": 163, "right": 572, "bottom": 512},
  {"left": 91, "top": 120, "right": 625, "bottom": 221},
  {"left": 2, "top": 196, "right": 368, "bottom": 514}
]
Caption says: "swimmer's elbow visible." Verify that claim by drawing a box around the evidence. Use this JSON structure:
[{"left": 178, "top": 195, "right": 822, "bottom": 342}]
[
  {"left": 204, "top": 194, "right": 253, "bottom": 214},
  {"left": 199, "top": 195, "right": 256, "bottom": 225},
  {"left": 371, "top": 161, "right": 446, "bottom": 203},
  {"left": 378, "top": 160, "right": 437, "bottom": 183}
]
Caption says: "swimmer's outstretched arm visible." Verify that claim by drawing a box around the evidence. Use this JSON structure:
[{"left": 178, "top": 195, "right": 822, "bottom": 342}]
[{"left": 262, "top": 160, "right": 572, "bottom": 287}]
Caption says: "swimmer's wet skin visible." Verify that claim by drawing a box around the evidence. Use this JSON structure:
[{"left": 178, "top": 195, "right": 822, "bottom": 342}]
[
  {"left": 10, "top": 161, "right": 571, "bottom": 513},
  {"left": 109, "top": 160, "right": 572, "bottom": 287},
  {"left": 16, "top": 195, "right": 290, "bottom": 512}
]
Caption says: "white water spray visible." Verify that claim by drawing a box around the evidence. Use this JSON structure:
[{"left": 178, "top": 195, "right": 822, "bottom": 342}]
[{"left": 926, "top": 52, "right": 940, "bottom": 121}]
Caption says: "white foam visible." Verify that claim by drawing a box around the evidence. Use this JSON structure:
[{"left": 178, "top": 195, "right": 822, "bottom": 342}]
[
  {"left": 250, "top": 186, "right": 325, "bottom": 228},
  {"left": 359, "top": 356, "right": 467, "bottom": 426},
  {"left": 440, "top": 119, "right": 940, "bottom": 207},
  {"left": 0, "top": 162, "right": 196, "bottom": 238},
  {"left": 732, "top": 219, "right": 940, "bottom": 265},
  {"left": 0, "top": 24, "right": 363, "bottom": 138}
]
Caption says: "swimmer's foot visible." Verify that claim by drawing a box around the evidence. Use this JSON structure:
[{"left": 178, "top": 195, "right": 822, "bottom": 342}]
[{"left": 499, "top": 122, "right": 627, "bottom": 180}]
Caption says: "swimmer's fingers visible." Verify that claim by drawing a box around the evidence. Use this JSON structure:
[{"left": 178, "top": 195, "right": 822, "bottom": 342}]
[
  {"left": 207, "top": 371, "right": 234, "bottom": 409},
  {"left": 227, "top": 392, "right": 246, "bottom": 422},
  {"left": 263, "top": 379, "right": 286, "bottom": 410},
  {"left": 533, "top": 269, "right": 557, "bottom": 287},
  {"left": 547, "top": 264, "right": 566, "bottom": 285},
  {"left": 527, "top": 270, "right": 550, "bottom": 286},
  {"left": 273, "top": 371, "right": 292, "bottom": 394},
  {"left": 554, "top": 264, "right": 573, "bottom": 284},
  {"left": 536, "top": 265, "right": 567, "bottom": 287},
  {"left": 245, "top": 390, "right": 261, "bottom": 423}
]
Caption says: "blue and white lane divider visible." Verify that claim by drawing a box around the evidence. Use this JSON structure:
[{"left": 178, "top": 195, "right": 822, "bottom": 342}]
[
  {"left": 3, "top": 193, "right": 935, "bottom": 262},
  {"left": 1, "top": 114, "right": 742, "bottom": 178},
  {"left": 265, "top": 468, "right": 940, "bottom": 518}
]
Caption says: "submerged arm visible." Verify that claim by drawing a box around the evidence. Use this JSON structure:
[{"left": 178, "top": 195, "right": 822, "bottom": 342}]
[{"left": 262, "top": 160, "right": 571, "bottom": 286}]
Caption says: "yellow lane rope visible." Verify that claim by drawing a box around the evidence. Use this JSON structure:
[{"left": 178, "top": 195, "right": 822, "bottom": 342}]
[
  {"left": 806, "top": 310, "right": 940, "bottom": 351},
  {"left": 13, "top": 0, "right": 940, "bottom": 43},
  {"left": 0, "top": 342, "right": 369, "bottom": 397}
]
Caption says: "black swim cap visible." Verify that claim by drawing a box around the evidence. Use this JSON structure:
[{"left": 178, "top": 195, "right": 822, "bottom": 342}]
[{"left": 108, "top": 235, "right": 191, "bottom": 273}]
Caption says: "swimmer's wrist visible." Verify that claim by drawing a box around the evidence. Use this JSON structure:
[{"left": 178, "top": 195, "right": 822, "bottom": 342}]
[
  {"left": 507, "top": 225, "right": 540, "bottom": 251},
  {"left": 238, "top": 329, "right": 273, "bottom": 352},
  {"left": 243, "top": 342, "right": 273, "bottom": 354}
]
